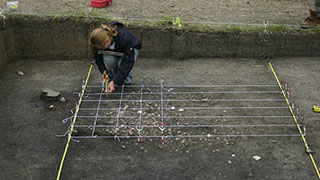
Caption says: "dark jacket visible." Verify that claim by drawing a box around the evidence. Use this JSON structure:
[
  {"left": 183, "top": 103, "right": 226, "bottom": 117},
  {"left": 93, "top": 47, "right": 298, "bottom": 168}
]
[{"left": 93, "top": 22, "right": 142, "bottom": 85}]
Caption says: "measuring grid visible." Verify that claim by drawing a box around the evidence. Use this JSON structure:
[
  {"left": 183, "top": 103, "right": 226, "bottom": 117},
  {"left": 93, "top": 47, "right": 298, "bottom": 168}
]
[{"left": 59, "top": 81, "right": 304, "bottom": 142}]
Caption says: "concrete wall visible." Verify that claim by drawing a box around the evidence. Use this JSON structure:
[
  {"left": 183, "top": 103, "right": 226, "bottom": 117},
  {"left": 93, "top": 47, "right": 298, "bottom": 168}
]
[{"left": 1, "top": 15, "right": 320, "bottom": 72}]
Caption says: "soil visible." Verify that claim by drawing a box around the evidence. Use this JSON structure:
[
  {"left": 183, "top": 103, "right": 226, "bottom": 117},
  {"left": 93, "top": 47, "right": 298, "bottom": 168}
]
[
  {"left": 1, "top": 1, "right": 320, "bottom": 179},
  {"left": 0, "top": 0, "right": 316, "bottom": 25},
  {"left": 1, "top": 57, "right": 319, "bottom": 179}
]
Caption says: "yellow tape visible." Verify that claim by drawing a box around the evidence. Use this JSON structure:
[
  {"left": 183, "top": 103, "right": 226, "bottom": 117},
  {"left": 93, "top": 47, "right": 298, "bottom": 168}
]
[
  {"left": 269, "top": 61, "right": 320, "bottom": 179},
  {"left": 105, "top": 74, "right": 109, "bottom": 93},
  {"left": 56, "top": 64, "right": 93, "bottom": 180}
]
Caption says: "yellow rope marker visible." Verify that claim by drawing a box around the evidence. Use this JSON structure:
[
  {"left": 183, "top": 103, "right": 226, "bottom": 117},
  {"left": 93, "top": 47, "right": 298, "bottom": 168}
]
[
  {"left": 269, "top": 61, "right": 320, "bottom": 179},
  {"left": 56, "top": 64, "right": 93, "bottom": 180}
]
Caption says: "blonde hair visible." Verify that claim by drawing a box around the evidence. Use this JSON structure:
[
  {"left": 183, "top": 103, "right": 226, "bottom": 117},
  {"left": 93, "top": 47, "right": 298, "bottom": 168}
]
[{"left": 89, "top": 24, "right": 118, "bottom": 54}]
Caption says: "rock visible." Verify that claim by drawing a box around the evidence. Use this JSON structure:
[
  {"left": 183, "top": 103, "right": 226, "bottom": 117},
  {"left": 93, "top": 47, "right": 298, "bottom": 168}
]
[
  {"left": 41, "top": 88, "right": 61, "bottom": 102},
  {"left": 123, "top": 105, "right": 129, "bottom": 110},
  {"left": 228, "top": 160, "right": 232, "bottom": 164},
  {"left": 121, "top": 145, "right": 126, "bottom": 149},
  {"left": 178, "top": 108, "right": 184, "bottom": 112},
  {"left": 60, "top": 97, "right": 66, "bottom": 102},
  {"left": 49, "top": 105, "right": 54, "bottom": 109},
  {"left": 72, "top": 128, "right": 78, "bottom": 134},
  {"left": 17, "top": 71, "right": 24, "bottom": 76},
  {"left": 252, "top": 155, "right": 261, "bottom": 161}
]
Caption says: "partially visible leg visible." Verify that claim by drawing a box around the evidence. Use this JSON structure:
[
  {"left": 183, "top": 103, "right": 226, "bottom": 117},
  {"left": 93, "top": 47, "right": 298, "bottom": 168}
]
[
  {"left": 117, "top": 49, "right": 140, "bottom": 84},
  {"left": 103, "top": 55, "right": 119, "bottom": 83}
]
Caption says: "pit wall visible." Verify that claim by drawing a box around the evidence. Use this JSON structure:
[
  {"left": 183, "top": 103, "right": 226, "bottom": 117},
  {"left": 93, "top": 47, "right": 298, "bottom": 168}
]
[
  {"left": 1, "top": 14, "right": 320, "bottom": 72},
  {"left": 0, "top": 18, "right": 8, "bottom": 73}
]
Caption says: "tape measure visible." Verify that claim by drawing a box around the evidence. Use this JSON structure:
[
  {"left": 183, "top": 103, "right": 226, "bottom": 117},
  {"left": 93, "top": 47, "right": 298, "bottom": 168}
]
[{"left": 104, "top": 74, "right": 109, "bottom": 93}]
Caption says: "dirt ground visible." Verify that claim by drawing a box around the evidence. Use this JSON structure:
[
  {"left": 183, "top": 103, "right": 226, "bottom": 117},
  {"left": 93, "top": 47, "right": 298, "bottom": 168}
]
[
  {"left": 0, "top": 0, "right": 316, "bottom": 25},
  {"left": 0, "top": 57, "right": 319, "bottom": 179}
]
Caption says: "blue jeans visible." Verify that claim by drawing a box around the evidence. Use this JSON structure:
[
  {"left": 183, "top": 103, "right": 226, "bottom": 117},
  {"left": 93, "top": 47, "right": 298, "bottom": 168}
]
[{"left": 103, "top": 48, "right": 139, "bottom": 84}]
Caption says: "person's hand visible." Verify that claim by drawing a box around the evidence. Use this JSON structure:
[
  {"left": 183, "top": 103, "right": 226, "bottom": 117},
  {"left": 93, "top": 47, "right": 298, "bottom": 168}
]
[
  {"left": 101, "top": 70, "right": 108, "bottom": 81},
  {"left": 107, "top": 80, "right": 115, "bottom": 93}
]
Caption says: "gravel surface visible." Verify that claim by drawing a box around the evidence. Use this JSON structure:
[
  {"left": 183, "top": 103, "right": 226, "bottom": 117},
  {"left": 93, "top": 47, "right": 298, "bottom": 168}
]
[{"left": 0, "top": 0, "right": 316, "bottom": 25}]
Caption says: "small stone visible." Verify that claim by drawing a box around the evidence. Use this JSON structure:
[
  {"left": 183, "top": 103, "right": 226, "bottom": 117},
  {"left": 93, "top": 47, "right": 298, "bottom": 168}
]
[
  {"left": 137, "top": 111, "right": 142, "bottom": 114},
  {"left": 60, "top": 97, "right": 66, "bottom": 102},
  {"left": 207, "top": 134, "right": 211, "bottom": 138},
  {"left": 123, "top": 105, "right": 129, "bottom": 110},
  {"left": 272, "top": 140, "right": 277, "bottom": 143},
  {"left": 17, "top": 71, "right": 24, "bottom": 76},
  {"left": 178, "top": 108, "right": 184, "bottom": 112},
  {"left": 42, "top": 88, "right": 60, "bottom": 98},
  {"left": 121, "top": 145, "right": 126, "bottom": 149},
  {"left": 49, "top": 105, "right": 54, "bottom": 109},
  {"left": 252, "top": 155, "right": 261, "bottom": 161},
  {"left": 232, "top": 154, "right": 236, "bottom": 157},
  {"left": 228, "top": 160, "right": 232, "bottom": 164},
  {"left": 223, "top": 110, "right": 227, "bottom": 113},
  {"left": 170, "top": 106, "right": 176, "bottom": 110}
]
